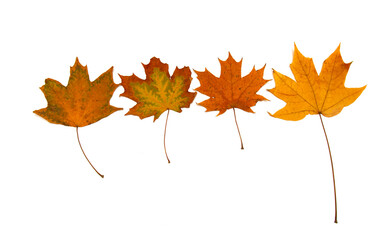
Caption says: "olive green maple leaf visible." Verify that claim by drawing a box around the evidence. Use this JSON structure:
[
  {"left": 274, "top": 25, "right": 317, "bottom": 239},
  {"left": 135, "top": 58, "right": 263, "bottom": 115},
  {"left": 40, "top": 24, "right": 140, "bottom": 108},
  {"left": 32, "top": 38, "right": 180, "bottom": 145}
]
[
  {"left": 119, "top": 57, "right": 196, "bottom": 163},
  {"left": 119, "top": 57, "right": 196, "bottom": 121}
]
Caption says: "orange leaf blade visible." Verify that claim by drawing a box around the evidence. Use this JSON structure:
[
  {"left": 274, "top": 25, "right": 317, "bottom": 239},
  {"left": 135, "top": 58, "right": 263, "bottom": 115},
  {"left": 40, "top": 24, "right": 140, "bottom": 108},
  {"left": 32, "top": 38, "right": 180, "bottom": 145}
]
[
  {"left": 34, "top": 58, "right": 122, "bottom": 127},
  {"left": 119, "top": 57, "right": 196, "bottom": 121},
  {"left": 195, "top": 53, "right": 268, "bottom": 115},
  {"left": 269, "top": 45, "right": 366, "bottom": 120}
]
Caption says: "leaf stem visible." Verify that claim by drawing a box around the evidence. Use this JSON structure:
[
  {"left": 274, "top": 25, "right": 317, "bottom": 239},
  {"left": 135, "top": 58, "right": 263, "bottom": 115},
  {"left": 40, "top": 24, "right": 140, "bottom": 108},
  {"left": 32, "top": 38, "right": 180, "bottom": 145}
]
[
  {"left": 76, "top": 127, "right": 104, "bottom": 178},
  {"left": 319, "top": 114, "right": 337, "bottom": 223},
  {"left": 164, "top": 109, "right": 171, "bottom": 164},
  {"left": 233, "top": 108, "right": 244, "bottom": 150}
]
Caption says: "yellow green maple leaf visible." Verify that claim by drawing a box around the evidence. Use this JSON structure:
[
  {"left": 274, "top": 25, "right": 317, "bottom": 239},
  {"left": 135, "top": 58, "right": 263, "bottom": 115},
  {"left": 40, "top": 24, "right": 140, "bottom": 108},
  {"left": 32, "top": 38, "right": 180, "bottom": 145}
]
[
  {"left": 34, "top": 58, "right": 122, "bottom": 178},
  {"left": 119, "top": 57, "right": 196, "bottom": 121},
  {"left": 119, "top": 57, "right": 196, "bottom": 163}
]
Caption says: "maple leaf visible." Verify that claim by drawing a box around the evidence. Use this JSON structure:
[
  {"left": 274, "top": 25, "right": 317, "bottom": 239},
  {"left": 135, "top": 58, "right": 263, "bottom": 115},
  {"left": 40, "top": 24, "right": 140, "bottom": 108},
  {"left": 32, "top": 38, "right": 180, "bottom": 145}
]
[
  {"left": 268, "top": 44, "right": 366, "bottom": 223},
  {"left": 34, "top": 58, "right": 122, "bottom": 178},
  {"left": 269, "top": 44, "right": 366, "bottom": 120},
  {"left": 194, "top": 53, "right": 268, "bottom": 149},
  {"left": 119, "top": 57, "right": 196, "bottom": 163}
]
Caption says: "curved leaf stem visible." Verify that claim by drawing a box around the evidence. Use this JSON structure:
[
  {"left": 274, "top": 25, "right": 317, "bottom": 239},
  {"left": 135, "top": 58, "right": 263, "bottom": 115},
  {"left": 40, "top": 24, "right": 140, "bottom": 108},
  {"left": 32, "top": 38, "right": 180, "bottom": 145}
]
[
  {"left": 319, "top": 114, "right": 337, "bottom": 223},
  {"left": 76, "top": 127, "right": 104, "bottom": 178},
  {"left": 164, "top": 109, "right": 171, "bottom": 163},
  {"left": 233, "top": 108, "right": 244, "bottom": 150}
]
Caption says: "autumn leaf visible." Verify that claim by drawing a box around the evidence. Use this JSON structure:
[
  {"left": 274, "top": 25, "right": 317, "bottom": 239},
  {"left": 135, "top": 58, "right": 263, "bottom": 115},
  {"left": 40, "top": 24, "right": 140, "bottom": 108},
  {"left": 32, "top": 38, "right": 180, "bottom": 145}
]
[
  {"left": 269, "top": 44, "right": 366, "bottom": 120},
  {"left": 194, "top": 53, "right": 268, "bottom": 149},
  {"left": 119, "top": 57, "right": 196, "bottom": 163},
  {"left": 34, "top": 58, "right": 122, "bottom": 178},
  {"left": 268, "top": 44, "right": 366, "bottom": 223}
]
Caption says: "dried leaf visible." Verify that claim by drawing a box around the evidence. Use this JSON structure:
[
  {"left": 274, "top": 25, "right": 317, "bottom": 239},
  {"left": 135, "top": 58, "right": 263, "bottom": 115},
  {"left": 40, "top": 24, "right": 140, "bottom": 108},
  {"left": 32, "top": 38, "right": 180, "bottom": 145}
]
[
  {"left": 119, "top": 57, "right": 196, "bottom": 163},
  {"left": 268, "top": 44, "right": 366, "bottom": 223},
  {"left": 194, "top": 53, "right": 268, "bottom": 149},
  {"left": 34, "top": 58, "right": 121, "bottom": 178}
]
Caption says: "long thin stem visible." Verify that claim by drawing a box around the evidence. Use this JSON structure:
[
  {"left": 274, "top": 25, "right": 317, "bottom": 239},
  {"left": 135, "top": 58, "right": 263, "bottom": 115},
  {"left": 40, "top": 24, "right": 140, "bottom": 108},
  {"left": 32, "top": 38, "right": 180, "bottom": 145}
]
[
  {"left": 164, "top": 109, "right": 171, "bottom": 164},
  {"left": 233, "top": 108, "right": 244, "bottom": 150},
  {"left": 76, "top": 127, "right": 104, "bottom": 178},
  {"left": 319, "top": 114, "right": 337, "bottom": 223}
]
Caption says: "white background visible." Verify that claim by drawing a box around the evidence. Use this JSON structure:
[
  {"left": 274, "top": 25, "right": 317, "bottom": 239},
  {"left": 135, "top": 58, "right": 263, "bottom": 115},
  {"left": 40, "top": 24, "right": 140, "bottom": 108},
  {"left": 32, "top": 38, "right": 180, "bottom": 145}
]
[{"left": 1, "top": 0, "right": 382, "bottom": 239}]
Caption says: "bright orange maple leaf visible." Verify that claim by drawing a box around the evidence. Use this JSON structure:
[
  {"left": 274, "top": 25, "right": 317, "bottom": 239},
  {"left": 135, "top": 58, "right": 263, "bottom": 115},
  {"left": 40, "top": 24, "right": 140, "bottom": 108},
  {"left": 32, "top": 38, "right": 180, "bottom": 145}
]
[
  {"left": 194, "top": 53, "right": 269, "bottom": 149},
  {"left": 119, "top": 57, "right": 196, "bottom": 163},
  {"left": 34, "top": 58, "right": 122, "bottom": 178},
  {"left": 269, "top": 44, "right": 366, "bottom": 120},
  {"left": 268, "top": 44, "right": 366, "bottom": 223}
]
